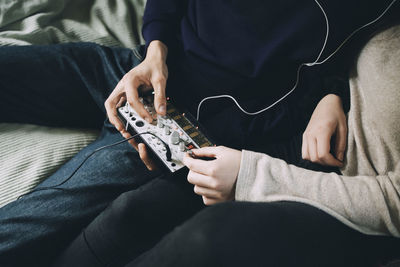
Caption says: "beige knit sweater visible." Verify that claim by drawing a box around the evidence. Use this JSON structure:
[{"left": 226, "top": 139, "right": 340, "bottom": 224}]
[{"left": 235, "top": 25, "right": 400, "bottom": 237}]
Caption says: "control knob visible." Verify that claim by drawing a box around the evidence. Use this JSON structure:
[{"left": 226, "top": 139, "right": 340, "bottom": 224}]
[
  {"left": 179, "top": 141, "right": 186, "bottom": 152},
  {"left": 170, "top": 131, "right": 180, "bottom": 145},
  {"left": 164, "top": 126, "right": 171, "bottom": 135}
]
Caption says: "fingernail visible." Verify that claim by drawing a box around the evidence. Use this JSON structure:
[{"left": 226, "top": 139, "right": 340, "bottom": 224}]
[
  {"left": 146, "top": 117, "right": 153, "bottom": 123},
  {"left": 338, "top": 152, "right": 344, "bottom": 161},
  {"left": 186, "top": 151, "right": 194, "bottom": 159}
]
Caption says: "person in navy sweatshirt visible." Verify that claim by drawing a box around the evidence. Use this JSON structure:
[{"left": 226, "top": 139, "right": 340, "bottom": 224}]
[
  {"left": 107, "top": 0, "right": 398, "bottom": 167},
  {"left": 0, "top": 0, "right": 399, "bottom": 266},
  {"left": 49, "top": 0, "right": 400, "bottom": 266}
]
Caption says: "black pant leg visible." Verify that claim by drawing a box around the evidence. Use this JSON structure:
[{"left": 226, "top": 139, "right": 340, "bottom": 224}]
[
  {"left": 129, "top": 201, "right": 400, "bottom": 267},
  {"left": 52, "top": 170, "right": 204, "bottom": 267}
]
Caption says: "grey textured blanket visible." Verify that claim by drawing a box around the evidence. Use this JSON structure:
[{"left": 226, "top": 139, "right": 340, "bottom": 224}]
[{"left": 0, "top": 0, "right": 146, "bottom": 47}]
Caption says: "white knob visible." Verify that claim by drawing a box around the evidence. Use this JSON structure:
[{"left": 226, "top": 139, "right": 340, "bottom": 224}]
[
  {"left": 170, "top": 131, "right": 180, "bottom": 145},
  {"left": 124, "top": 104, "right": 129, "bottom": 113},
  {"left": 179, "top": 141, "right": 186, "bottom": 152},
  {"left": 164, "top": 126, "right": 171, "bottom": 135}
]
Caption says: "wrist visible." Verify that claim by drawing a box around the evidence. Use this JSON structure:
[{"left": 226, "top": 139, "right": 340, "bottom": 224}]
[
  {"left": 324, "top": 93, "right": 341, "bottom": 101},
  {"left": 321, "top": 93, "right": 343, "bottom": 107},
  {"left": 146, "top": 40, "right": 168, "bottom": 62}
]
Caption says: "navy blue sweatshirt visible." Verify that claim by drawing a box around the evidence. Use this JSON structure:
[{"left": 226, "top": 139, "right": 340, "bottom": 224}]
[{"left": 142, "top": 0, "right": 399, "bottom": 150}]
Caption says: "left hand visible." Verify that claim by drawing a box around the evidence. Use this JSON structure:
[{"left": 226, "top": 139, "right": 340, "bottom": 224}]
[
  {"left": 182, "top": 146, "right": 242, "bottom": 205},
  {"left": 302, "top": 94, "right": 347, "bottom": 167}
]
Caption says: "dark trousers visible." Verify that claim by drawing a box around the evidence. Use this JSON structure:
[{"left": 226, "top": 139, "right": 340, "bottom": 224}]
[
  {"left": 55, "top": 199, "right": 400, "bottom": 267},
  {"left": 128, "top": 202, "right": 400, "bottom": 267}
]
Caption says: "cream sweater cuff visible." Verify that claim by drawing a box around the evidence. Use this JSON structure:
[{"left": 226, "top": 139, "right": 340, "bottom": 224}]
[{"left": 235, "top": 150, "right": 260, "bottom": 201}]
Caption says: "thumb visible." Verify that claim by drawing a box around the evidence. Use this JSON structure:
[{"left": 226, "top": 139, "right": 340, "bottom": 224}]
[
  {"left": 138, "top": 143, "right": 158, "bottom": 171},
  {"left": 192, "top": 146, "right": 219, "bottom": 158},
  {"left": 152, "top": 76, "right": 167, "bottom": 116}
]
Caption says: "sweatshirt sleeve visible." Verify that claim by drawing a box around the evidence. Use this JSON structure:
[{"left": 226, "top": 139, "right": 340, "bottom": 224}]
[
  {"left": 142, "top": 0, "right": 186, "bottom": 49},
  {"left": 320, "top": 70, "right": 350, "bottom": 112},
  {"left": 235, "top": 150, "right": 400, "bottom": 237}
]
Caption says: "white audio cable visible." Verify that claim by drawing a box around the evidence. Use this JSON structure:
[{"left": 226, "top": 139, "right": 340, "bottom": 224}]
[{"left": 196, "top": 0, "right": 397, "bottom": 121}]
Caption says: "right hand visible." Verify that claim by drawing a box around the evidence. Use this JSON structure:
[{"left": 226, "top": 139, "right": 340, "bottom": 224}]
[{"left": 105, "top": 41, "right": 168, "bottom": 170}]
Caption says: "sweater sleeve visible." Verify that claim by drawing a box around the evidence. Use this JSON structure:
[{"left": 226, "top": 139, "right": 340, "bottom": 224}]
[
  {"left": 142, "top": 0, "right": 186, "bottom": 49},
  {"left": 235, "top": 150, "right": 400, "bottom": 237}
]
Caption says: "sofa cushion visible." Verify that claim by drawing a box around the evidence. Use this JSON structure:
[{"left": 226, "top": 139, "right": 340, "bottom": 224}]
[{"left": 0, "top": 123, "right": 98, "bottom": 207}]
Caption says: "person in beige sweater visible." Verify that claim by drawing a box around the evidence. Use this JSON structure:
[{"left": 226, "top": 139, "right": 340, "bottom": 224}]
[
  {"left": 185, "top": 24, "right": 400, "bottom": 236},
  {"left": 163, "top": 24, "right": 400, "bottom": 266}
]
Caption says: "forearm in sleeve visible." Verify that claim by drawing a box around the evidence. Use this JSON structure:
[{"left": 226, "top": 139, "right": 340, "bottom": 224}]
[
  {"left": 235, "top": 150, "right": 400, "bottom": 237},
  {"left": 142, "top": 0, "right": 185, "bottom": 49}
]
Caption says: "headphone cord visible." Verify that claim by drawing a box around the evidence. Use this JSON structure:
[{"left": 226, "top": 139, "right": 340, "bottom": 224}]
[
  {"left": 18, "top": 132, "right": 171, "bottom": 199},
  {"left": 195, "top": 0, "right": 397, "bottom": 121}
]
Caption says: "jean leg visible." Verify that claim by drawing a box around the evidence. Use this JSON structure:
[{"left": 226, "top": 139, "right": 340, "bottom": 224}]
[
  {"left": 0, "top": 43, "right": 153, "bottom": 266},
  {"left": 0, "top": 43, "right": 140, "bottom": 128},
  {"left": 0, "top": 121, "right": 164, "bottom": 267}
]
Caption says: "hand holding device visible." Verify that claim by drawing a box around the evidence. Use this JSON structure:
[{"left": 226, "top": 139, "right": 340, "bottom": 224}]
[
  {"left": 118, "top": 99, "right": 214, "bottom": 172},
  {"left": 105, "top": 40, "right": 168, "bottom": 169},
  {"left": 183, "top": 146, "right": 241, "bottom": 205}
]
